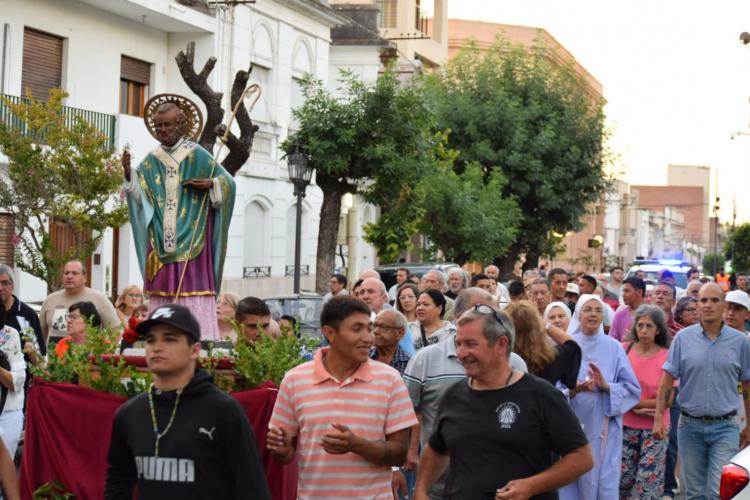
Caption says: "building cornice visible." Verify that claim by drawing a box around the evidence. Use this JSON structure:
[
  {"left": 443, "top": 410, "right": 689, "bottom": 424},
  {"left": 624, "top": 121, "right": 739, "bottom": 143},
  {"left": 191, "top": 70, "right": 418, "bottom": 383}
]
[{"left": 278, "top": 0, "right": 351, "bottom": 28}]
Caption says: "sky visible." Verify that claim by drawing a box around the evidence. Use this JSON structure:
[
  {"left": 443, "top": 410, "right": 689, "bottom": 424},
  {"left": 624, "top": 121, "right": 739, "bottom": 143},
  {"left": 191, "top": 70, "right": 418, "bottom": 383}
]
[{"left": 447, "top": 0, "right": 750, "bottom": 223}]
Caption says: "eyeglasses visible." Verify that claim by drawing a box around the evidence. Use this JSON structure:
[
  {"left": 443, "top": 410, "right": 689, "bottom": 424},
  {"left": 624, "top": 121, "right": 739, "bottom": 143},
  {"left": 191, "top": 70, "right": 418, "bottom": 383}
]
[
  {"left": 684, "top": 307, "right": 698, "bottom": 313},
  {"left": 373, "top": 322, "right": 402, "bottom": 332},
  {"left": 67, "top": 313, "right": 82, "bottom": 320},
  {"left": 127, "top": 293, "right": 143, "bottom": 299},
  {"left": 0, "top": 280, "right": 11, "bottom": 288},
  {"left": 472, "top": 304, "right": 515, "bottom": 334},
  {"left": 581, "top": 307, "right": 603, "bottom": 314}
]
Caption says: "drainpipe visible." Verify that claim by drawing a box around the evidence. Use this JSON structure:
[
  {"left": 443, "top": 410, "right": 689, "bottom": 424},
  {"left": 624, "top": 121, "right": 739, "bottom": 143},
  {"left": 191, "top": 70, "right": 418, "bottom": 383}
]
[{"left": 1, "top": 23, "right": 9, "bottom": 94}]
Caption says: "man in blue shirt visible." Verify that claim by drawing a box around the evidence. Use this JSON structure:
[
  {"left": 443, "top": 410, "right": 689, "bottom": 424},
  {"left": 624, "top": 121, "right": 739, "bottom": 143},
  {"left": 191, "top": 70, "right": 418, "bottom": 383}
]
[{"left": 654, "top": 283, "right": 750, "bottom": 499}]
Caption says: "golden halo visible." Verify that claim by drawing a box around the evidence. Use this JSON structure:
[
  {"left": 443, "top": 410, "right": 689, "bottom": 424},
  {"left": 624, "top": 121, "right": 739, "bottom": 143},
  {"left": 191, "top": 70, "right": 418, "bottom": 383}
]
[{"left": 143, "top": 94, "right": 203, "bottom": 142}]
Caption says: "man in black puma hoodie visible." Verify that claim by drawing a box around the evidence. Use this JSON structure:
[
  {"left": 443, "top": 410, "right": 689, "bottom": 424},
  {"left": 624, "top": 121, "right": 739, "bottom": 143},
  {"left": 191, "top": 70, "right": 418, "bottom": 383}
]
[{"left": 104, "top": 304, "right": 270, "bottom": 500}]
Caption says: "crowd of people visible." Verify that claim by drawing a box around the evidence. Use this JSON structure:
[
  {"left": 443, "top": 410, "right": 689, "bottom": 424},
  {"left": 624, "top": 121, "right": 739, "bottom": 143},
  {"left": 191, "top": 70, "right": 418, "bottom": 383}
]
[
  {"left": 273, "top": 264, "right": 750, "bottom": 500},
  {"left": 0, "top": 260, "right": 747, "bottom": 499}
]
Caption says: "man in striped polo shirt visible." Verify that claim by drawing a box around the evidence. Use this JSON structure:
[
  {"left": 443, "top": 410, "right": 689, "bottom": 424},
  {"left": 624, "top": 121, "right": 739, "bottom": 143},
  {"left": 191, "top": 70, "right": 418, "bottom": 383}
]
[{"left": 267, "top": 295, "right": 418, "bottom": 499}]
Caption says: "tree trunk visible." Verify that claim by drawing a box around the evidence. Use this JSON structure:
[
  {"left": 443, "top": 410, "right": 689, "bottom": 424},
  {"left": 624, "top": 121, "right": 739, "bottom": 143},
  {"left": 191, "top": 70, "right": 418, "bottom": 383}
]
[
  {"left": 523, "top": 251, "right": 540, "bottom": 272},
  {"left": 495, "top": 241, "right": 523, "bottom": 280},
  {"left": 315, "top": 174, "right": 353, "bottom": 293}
]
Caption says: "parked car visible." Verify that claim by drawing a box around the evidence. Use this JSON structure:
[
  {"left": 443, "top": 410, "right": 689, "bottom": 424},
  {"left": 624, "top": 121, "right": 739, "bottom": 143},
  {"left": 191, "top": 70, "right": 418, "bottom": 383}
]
[
  {"left": 720, "top": 446, "right": 750, "bottom": 499},
  {"left": 625, "top": 260, "right": 692, "bottom": 289},
  {"left": 375, "top": 262, "right": 460, "bottom": 290},
  {"left": 264, "top": 293, "right": 323, "bottom": 341}
]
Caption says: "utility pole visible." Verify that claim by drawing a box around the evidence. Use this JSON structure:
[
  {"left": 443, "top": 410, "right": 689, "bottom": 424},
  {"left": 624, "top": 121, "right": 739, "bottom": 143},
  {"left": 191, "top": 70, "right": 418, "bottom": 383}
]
[{"left": 713, "top": 168, "right": 720, "bottom": 276}]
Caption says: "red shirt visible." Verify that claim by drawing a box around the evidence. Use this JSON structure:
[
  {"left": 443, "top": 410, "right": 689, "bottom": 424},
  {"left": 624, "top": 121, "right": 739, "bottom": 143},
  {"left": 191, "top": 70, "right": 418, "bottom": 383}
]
[{"left": 667, "top": 316, "right": 684, "bottom": 337}]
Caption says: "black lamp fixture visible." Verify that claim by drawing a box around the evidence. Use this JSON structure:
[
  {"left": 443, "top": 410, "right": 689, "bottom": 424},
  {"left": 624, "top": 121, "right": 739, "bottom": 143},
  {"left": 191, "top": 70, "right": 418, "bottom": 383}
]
[
  {"left": 288, "top": 143, "right": 313, "bottom": 293},
  {"left": 288, "top": 143, "right": 312, "bottom": 194}
]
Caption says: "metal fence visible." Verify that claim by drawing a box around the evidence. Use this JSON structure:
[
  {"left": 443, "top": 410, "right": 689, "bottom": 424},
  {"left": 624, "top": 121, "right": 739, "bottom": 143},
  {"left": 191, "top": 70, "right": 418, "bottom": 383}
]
[
  {"left": 0, "top": 94, "right": 116, "bottom": 148},
  {"left": 285, "top": 264, "right": 310, "bottom": 276},
  {"left": 243, "top": 266, "right": 272, "bottom": 279}
]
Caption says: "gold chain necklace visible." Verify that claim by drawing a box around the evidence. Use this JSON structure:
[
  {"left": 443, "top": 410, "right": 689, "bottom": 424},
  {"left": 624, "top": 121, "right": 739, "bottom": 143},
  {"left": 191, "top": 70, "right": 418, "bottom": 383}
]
[{"left": 147, "top": 383, "right": 185, "bottom": 457}]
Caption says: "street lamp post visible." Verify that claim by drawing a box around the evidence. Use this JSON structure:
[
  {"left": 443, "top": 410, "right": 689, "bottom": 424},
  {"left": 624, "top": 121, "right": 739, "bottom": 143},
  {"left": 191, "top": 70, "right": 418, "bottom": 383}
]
[{"left": 287, "top": 144, "right": 313, "bottom": 294}]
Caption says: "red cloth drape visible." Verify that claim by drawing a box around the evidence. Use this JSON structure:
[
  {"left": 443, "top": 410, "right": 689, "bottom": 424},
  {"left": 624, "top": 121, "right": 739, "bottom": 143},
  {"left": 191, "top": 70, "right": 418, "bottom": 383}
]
[{"left": 19, "top": 380, "right": 297, "bottom": 500}]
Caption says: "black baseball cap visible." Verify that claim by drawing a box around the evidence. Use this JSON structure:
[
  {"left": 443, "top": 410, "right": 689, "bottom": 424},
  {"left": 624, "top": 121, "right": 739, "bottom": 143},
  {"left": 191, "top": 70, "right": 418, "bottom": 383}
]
[{"left": 135, "top": 304, "right": 201, "bottom": 342}]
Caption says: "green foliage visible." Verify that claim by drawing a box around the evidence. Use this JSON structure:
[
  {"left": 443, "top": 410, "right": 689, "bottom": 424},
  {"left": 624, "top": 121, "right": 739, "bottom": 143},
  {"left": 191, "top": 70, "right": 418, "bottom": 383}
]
[
  {"left": 33, "top": 320, "right": 313, "bottom": 394},
  {"left": 231, "top": 331, "right": 315, "bottom": 389},
  {"left": 417, "top": 148, "right": 520, "bottom": 264},
  {"left": 32, "top": 480, "right": 76, "bottom": 499},
  {"left": 283, "top": 70, "right": 439, "bottom": 267},
  {"left": 0, "top": 89, "right": 128, "bottom": 290},
  {"left": 725, "top": 223, "right": 750, "bottom": 273},
  {"left": 426, "top": 37, "right": 612, "bottom": 266},
  {"left": 703, "top": 252, "right": 726, "bottom": 275},
  {"left": 31, "top": 323, "right": 152, "bottom": 398}
]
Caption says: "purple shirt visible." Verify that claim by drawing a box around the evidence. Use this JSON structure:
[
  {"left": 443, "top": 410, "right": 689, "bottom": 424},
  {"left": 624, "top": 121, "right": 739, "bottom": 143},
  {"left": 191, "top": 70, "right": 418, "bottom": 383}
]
[{"left": 609, "top": 306, "right": 635, "bottom": 341}]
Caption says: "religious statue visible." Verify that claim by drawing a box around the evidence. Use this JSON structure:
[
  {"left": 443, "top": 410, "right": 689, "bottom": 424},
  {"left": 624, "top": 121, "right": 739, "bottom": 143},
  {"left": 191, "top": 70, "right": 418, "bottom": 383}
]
[{"left": 122, "top": 94, "right": 236, "bottom": 340}]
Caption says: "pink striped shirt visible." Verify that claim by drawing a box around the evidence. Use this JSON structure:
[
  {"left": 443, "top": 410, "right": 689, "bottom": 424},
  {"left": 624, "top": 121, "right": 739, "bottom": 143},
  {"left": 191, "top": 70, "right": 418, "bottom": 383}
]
[{"left": 269, "top": 348, "right": 418, "bottom": 499}]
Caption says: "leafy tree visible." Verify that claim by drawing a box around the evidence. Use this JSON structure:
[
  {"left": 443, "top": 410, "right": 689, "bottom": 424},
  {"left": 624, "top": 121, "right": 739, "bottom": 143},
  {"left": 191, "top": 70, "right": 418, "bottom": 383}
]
[
  {"left": 427, "top": 37, "right": 612, "bottom": 274},
  {"left": 417, "top": 145, "right": 520, "bottom": 264},
  {"left": 283, "top": 71, "right": 437, "bottom": 291},
  {"left": 703, "top": 252, "right": 726, "bottom": 275},
  {"left": 0, "top": 90, "right": 128, "bottom": 290},
  {"left": 725, "top": 223, "right": 750, "bottom": 272}
]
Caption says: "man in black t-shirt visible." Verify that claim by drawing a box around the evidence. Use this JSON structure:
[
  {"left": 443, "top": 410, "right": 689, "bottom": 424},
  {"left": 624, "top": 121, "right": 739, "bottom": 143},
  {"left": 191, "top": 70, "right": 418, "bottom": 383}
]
[{"left": 413, "top": 305, "right": 592, "bottom": 500}]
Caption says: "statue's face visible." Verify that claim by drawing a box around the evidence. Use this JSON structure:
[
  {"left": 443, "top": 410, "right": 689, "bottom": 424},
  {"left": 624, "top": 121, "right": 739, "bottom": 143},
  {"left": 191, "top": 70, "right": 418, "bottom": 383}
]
[{"left": 153, "top": 108, "right": 183, "bottom": 147}]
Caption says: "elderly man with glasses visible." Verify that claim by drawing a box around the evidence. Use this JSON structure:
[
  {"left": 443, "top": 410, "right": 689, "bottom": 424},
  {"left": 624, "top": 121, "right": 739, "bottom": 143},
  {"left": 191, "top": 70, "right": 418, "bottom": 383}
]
[
  {"left": 370, "top": 309, "right": 412, "bottom": 376},
  {"left": 0, "top": 265, "right": 45, "bottom": 362},
  {"left": 414, "top": 303, "right": 592, "bottom": 500}
]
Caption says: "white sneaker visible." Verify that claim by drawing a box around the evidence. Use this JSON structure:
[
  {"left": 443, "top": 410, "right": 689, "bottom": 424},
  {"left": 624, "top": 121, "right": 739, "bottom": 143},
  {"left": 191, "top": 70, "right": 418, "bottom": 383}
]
[{"left": 675, "top": 477, "right": 681, "bottom": 494}]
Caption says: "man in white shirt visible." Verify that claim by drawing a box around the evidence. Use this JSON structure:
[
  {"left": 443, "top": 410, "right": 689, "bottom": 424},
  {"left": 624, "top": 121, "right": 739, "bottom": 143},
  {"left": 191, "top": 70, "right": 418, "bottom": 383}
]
[
  {"left": 39, "top": 260, "right": 119, "bottom": 343},
  {"left": 323, "top": 274, "right": 348, "bottom": 304}
]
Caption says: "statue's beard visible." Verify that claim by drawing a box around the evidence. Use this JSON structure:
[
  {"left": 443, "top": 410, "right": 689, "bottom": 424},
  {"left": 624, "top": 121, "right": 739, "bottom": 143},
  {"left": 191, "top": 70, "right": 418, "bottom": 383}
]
[{"left": 159, "top": 132, "right": 181, "bottom": 147}]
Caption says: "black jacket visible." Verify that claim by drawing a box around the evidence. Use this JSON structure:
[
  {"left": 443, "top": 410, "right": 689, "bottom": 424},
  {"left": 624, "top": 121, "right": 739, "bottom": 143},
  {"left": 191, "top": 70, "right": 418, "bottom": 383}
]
[
  {"left": 5, "top": 295, "right": 45, "bottom": 356},
  {"left": 105, "top": 370, "right": 271, "bottom": 500}
]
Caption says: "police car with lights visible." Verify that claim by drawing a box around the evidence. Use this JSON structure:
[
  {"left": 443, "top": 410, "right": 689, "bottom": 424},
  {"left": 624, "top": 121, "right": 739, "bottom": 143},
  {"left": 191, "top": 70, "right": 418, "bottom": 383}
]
[{"left": 625, "top": 259, "right": 694, "bottom": 289}]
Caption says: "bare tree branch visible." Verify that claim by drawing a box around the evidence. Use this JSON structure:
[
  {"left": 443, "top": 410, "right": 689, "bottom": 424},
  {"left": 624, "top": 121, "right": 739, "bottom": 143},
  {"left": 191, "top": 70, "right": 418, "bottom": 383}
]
[
  {"left": 175, "top": 42, "right": 224, "bottom": 153},
  {"left": 174, "top": 43, "right": 259, "bottom": 177}
]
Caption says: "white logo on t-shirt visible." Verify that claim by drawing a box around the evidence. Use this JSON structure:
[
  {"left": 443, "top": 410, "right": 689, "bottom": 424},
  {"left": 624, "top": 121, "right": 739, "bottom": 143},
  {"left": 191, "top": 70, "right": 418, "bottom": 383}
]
[
  {"left": 135, "top": 456, "right": 194, "bottom": 482},
  {"left": 496, "top": 402, "right": 520, "bottom": 429},
  {"left": 198, "top": 427, "right": 215, "bottom": 440}
]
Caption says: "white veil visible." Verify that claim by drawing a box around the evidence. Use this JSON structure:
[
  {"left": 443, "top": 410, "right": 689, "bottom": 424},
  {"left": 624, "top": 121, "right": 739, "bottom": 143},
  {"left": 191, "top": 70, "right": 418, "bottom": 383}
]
[{"left": 566, "top": 294, "right": 606, "bottom": 336}]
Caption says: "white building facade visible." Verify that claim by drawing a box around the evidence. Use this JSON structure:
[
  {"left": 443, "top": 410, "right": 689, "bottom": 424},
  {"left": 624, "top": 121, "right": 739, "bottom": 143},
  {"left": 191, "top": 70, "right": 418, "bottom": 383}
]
[{"left": 1, "top": 0, "right": 388, "bottom": 302}]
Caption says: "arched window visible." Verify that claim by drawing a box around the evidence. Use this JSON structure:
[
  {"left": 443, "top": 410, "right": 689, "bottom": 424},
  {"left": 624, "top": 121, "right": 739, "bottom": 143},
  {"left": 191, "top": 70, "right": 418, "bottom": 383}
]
[
  {"left": 290, "top": 38, "right": 313, "bottom": 131},
  {"left": 250, "top": 22, "right": 275, "bottom": 125},
  {"left": 244, "top": 200, "right": 269, "bottom": 268}
]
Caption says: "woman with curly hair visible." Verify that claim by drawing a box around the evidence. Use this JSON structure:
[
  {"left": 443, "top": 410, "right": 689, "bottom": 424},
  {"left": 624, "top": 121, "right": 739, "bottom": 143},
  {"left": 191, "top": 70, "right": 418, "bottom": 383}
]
[
  {"left": 619, "top": 304, "right": 671, "bottom": 500},
  {"left": 114, "top": 285, "right": 144, "bottom": 326},
  {"left": 395, "top": 282, "right": 419, "bottom": 323},
  {"left": 505, "top": 300, "right": 581, "bottom": 389}
]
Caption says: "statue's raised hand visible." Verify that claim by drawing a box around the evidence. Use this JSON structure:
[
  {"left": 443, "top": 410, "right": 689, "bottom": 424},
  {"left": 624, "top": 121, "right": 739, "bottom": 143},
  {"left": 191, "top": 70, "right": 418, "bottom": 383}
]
[{"left": 122, "top": 150, "right": 131, "bottom": 181}]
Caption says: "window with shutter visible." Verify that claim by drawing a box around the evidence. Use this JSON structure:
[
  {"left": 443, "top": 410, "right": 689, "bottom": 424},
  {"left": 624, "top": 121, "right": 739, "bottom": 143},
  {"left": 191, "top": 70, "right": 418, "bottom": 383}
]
[
  {"left": 120, "top": 55, "right": 151, "bottom": 117},
  {"left": 21, "top": 28, "right": 63, "bottom": 101},
  {"left": 0, "top": 214, "right": 14, "bottom": 267}
]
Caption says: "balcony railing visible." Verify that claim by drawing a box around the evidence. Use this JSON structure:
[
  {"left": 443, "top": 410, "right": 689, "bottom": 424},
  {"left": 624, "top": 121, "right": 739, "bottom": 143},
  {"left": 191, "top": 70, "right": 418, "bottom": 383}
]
[
  {"left": 415, "top": 5, "right": 429, "bottom": 36},
  {"left": 243, "top": 266, "right": 271, "bottom": 279},
  {"left": 285, "top": 265, "right": 310, "bottom": 276},
  {"left": 0, "top": 94, "right": 117, "bottom": 148}
]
